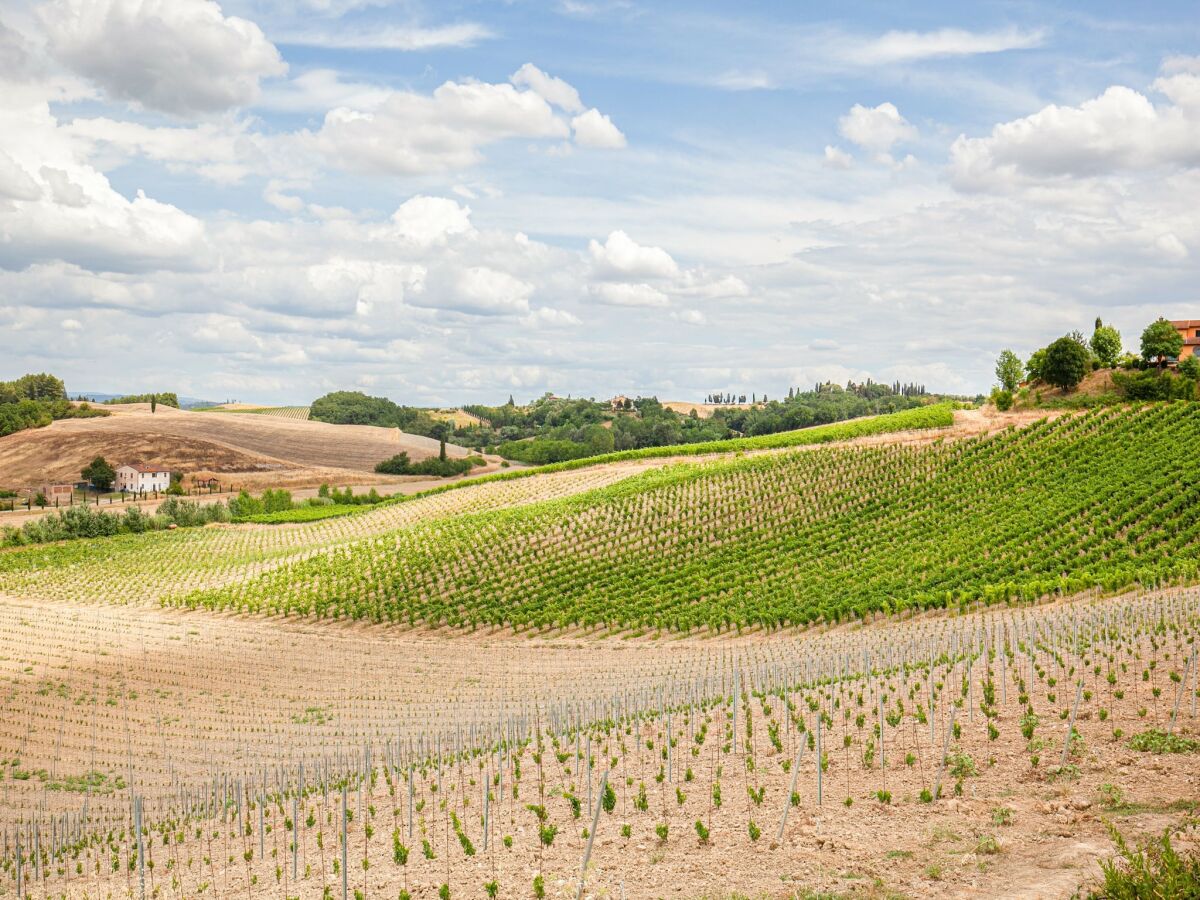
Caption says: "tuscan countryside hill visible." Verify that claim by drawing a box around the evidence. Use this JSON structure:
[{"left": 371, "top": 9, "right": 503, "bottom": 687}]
[
  {"left": 5, "top": 1, "right": 1200, "bottom": 897},
  {"left": 1, "top": 398, "right": 1199, "bottom": 897},
  {"left": 0, "top": 402, "right": 477, "bottom": 489}
]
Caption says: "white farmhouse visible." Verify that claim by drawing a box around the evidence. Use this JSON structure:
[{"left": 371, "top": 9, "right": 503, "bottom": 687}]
[{"left": 115, "top": 465, "right": 171, "bottom": 494}]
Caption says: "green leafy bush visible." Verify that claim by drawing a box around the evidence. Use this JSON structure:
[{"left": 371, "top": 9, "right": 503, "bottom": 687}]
[
  {"left": 1128, "top": 729, "right": 1200, "bottom": 754},
  {"left": 1091, "top": 825, "right": 1200, "bottom": 898}
]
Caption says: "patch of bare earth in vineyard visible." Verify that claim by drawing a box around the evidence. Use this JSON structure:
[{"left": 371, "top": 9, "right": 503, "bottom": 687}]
[{"left": 0, "top": 586, "right": 1197, "bottom": 899}]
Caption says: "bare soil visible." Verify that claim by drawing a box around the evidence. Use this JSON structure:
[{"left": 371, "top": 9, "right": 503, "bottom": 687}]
[{"left": 0, "top": 588, "right": 1196, "bottom": 898}]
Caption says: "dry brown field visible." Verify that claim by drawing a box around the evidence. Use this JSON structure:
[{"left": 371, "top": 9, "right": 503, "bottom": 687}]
[
  {"left": 0, "top": 403, "right": 474, "bottom": 489},
  {"left": 661, "top": 401, "right": 756, "bottom": 419}
]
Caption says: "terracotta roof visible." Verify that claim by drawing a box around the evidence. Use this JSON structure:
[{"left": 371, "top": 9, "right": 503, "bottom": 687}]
[
  {"left": 1171, "top": 320, "right": 1200, "bottom": 329},
  {"left": 120, "top": 465, "right": 170, "bottom": 474}
]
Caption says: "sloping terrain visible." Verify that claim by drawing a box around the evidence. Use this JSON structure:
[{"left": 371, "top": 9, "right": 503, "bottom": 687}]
[
  {"left": 172, "top": 403, "right": 1200, "bottom": 630},
  {"left": 0, "top": 402, "right": 465, "bottom": 485},
  {"left": 2, "top": 403, "right": 1200, "bottom": 900},
  {"left": 0, "top": 406, "right": 957, "bottom": 606}
]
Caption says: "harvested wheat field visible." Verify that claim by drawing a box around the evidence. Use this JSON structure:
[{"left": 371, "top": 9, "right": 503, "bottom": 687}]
[{"left": 0, "top": 403, "right": 472, "bottom": 488}]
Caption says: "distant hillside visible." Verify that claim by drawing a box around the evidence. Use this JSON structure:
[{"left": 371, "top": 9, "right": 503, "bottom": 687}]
[
  {"left": 73, "top": 392, "right": 221, "bottom": 410},
  {"left": 0, "top": 403, "right": 472, "bottom": 488}
]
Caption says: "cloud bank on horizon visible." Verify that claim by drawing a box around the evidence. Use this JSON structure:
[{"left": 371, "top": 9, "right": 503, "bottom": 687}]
[{"left": 1, "top": 0, "right": 1199, "bottom": 404}]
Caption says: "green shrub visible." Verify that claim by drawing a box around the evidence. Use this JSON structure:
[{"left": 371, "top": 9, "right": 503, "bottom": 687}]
[
  {"left": 375, "top": 453, "right": 478, "bottom": 477},
  {"left": 1091, "top": 825, "right": 1200, "bottom": 898}
]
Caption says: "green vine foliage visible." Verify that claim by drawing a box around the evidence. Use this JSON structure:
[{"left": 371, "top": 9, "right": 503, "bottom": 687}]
[{"left": 138, "top": 402, "right": 1200, "bottom": 632}]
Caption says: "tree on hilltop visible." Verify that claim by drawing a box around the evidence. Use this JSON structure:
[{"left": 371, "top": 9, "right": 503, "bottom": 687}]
[
  {"left": 994, "top": 350, "right": 1024, "bottom": 392},
  {"left": 1026, "top": 348, "right": 1048, "bottom": 383},
  {"left": 1140, "top": 318, "right": 1183, "bottom": 370},
  {"left": 1043, "top": 337, "right": 1090, "bottom": 392},
  {"left": 1090, "top": 320, "right": 1122, "bottom": 369}
]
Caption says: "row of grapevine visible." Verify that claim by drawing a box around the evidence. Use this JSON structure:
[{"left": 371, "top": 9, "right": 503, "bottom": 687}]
[{"left": 166, "top": 403, "right": 1200, "bottom": 632}]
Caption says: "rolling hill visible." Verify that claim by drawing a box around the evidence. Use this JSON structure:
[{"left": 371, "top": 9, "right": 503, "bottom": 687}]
[
  {"left": 171, "top": 402, "right": 1200, "bottom": 630},
  {"left": 0, "top": 401, "right": 470, "bottom": 488},
  {"left": 5, "top": 401, "right": 1195, "bottom": 634}
]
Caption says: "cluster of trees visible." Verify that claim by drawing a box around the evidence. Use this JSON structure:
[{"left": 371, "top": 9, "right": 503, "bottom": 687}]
[
  {"left": 374, "top": 451, "right": 484, "bottom": 477},
  {"left": 317, "top": 484, "right": 385, "bottom": 506},
  {"left": 994, "top": 317, "right": 1196, "bottom": 406},
  {"left": 0, "top": 372, "right": 108, "bottom": 437},
  {"left": 310, "top": 391, "right": 441, "bottom": 436},
  {"left": 486, "top": 396, "right": 729, "bottom": 463},
  {"left": 721, "top": 382, "right": 930, "bottom": 437},
  {"left": 705, "top": 392, "right": 757, "bottom": 404},
  {"left": 228, "top": 489, "right": 295, "bottom": 517},
  {"left": 459, "top": 385, "right": 948, "bottom": 464},
  {"left": 102, "top": 392, "right": 179, "bottom": 410}
]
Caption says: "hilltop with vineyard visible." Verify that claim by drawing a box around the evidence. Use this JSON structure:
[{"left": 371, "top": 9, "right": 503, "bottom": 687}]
[{"left": 1, "top": 370, "right": 1199, "bottom": 897}]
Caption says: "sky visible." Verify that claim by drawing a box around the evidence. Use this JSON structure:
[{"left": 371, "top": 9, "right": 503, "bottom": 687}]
[{"left": 1, "top": 1, "right": 1199, "bottom": 405}]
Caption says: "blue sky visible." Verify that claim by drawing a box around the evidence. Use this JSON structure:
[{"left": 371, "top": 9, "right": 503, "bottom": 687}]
[{"left": 1, "top": 1, "right": 1199, "bottom": 404}]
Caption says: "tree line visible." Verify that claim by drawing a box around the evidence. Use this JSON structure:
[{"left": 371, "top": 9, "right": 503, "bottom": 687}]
[
  {"left": 993, "top": 317, "right": 1196, "bottom": 408},
  {"left": 0, "top": 372, "right": 108, "bottom": 438}
]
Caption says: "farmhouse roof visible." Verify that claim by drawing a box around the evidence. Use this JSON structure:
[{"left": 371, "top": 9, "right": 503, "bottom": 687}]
[{"left": 118, "top": 464, "right": 171, "bottom": 474}]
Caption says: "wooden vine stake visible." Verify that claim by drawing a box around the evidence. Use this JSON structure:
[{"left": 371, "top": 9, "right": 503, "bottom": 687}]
[
  {"left": 576, "top": 770, "right": 608, "bottom": 900},
  {"left": 1059, "top": 681, "right": 1084, "bottom": 769}
]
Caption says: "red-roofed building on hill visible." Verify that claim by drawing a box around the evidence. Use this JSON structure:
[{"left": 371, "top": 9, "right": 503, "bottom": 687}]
[
  {"left": 115, "top": 465, "right": 171, "bottom": 494},
  {"left": 1170, "top": 320, "right": 1200, "bottom": 361}
]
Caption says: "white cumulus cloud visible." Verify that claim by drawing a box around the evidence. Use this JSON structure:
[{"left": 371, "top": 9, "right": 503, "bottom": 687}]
[
  {"left": 838, "top": 102, "right": 917, "bottom": 154},
  {"left": 440, "top": 266, "right": 534, "bottom": 316},
  {"left": 950, "top": 73, "right": 1200, "bottom": 191},
  {"left": 42, "top": 0, "right": 286, "bottom": 116},
  {"left": 511, "top": 63, "right": 584, "bottom": 113},
  {"left": 572, "top": 108, "right": 627, "bottom": 148},
  {"left": 315, "top": 79, "right": 570, "bottom": 175},
  {"left": 382, "top": 196, "right": 475, "bottom": 247},
  {"left": 589, "top": 230, "right": 678, "bottom": 278}
]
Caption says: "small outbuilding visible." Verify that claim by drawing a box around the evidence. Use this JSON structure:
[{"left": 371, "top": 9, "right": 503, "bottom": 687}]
[{"left": 38, "top": 484, "right": 74, "bottom": 505}]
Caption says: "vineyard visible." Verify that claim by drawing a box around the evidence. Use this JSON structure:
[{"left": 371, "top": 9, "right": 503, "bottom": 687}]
[
  {"left": 0, "top": 587, "right": 1196, "bottom": 897},
  {"left": 199, "top": 407, "right": 312, "bottom": 420},
  {"left": 2, "top": 402, "right": 1200, "bottom": 897},
  {"left": 0, "top": 405, "right": 955, "bottom": 609},
  {"left": 162, "top": 402, "right": 1200, "bottom": 632}
]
